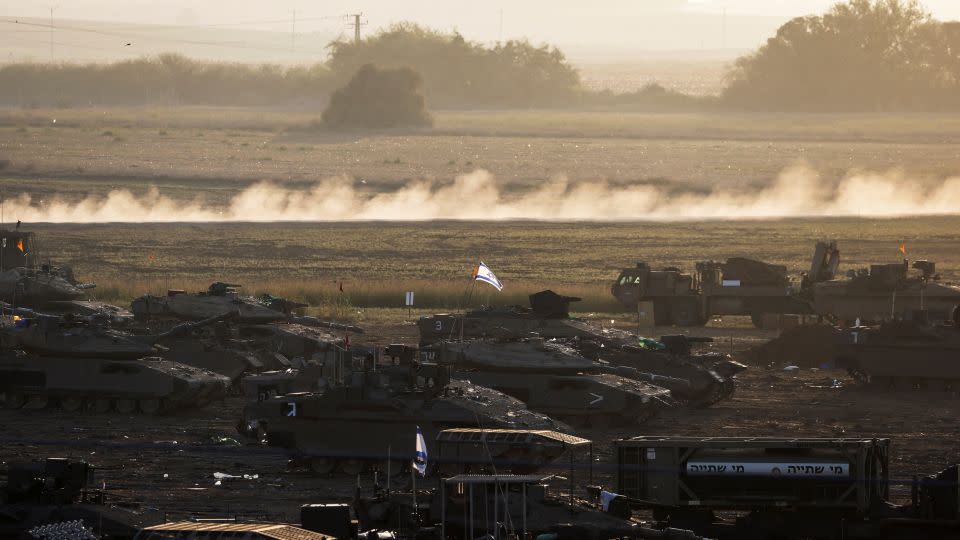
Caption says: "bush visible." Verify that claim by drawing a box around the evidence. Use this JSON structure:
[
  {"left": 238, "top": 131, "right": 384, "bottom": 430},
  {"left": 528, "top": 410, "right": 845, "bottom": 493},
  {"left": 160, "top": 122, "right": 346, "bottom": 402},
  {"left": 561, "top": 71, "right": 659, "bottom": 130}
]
[{"left": 322, "top": 64, "right": 433, "bottom": 129}]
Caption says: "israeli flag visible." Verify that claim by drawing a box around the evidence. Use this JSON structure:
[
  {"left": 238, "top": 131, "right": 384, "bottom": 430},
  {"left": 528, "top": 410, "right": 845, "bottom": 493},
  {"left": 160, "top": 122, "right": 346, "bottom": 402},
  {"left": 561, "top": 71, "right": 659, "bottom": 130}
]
[
  {"left": 473, "top": 261, "right": 503, "bottom": 291},
  {"left": 413, "top": 425, "right": 428, "bottom": 476}
]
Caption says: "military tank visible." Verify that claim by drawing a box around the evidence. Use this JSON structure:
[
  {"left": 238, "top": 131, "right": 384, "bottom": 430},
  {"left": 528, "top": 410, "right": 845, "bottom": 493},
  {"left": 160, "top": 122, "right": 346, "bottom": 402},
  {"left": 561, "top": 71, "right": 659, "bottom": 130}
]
[
  {"left": 575, "top": 333, "right": 745, "bottom": 407},
  {"left": 0, "top": 266, "right": 91, "bottom": 307},
  {"left": 421, "top": 339, "right": 675, "bottom": 428},
  {"left": 238, "top": 357, "right": 565, "bottom": 476},
  {"left": 0, "top": 309, "right": 236, "bottom": 359},
  {"left": 0, "top": 309, "right": 231, "bottom": 413},
  {"left": 156, "top": 320, "right": 352, "bottom": 384},
  {"left": 835, "top": 312, "right": 960, "bottom": 391},
  {"left": 131, "top": 282, "right": 300, "bottom": 323},
  {"left": 418, "top": 290, "right": 743, "bottom": 408}
]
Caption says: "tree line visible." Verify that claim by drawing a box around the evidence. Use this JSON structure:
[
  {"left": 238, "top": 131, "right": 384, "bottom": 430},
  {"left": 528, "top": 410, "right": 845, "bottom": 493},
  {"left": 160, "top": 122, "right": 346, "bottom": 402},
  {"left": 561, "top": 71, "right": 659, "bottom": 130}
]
[
  {"left": 723, "top": 0, "right": 960, "bottom": 111},
  {"left": 0, "top": 1, "right": 956, "bottom": 112}
]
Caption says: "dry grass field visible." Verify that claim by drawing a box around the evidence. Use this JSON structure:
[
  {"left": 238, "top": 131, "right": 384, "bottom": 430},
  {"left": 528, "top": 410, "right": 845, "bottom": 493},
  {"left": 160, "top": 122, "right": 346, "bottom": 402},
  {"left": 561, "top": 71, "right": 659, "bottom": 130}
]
[
  {"left": 23, "top": 217, "right": 960, "bottom": 317},
  {"left": 1, "top": 106, "right": 959, "bottom": 316}
]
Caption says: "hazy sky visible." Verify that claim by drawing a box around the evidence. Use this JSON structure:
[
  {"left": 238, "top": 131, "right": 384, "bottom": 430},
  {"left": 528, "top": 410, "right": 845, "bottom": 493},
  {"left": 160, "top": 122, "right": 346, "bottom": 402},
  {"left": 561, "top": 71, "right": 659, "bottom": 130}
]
[{"left": 3, "top": 1, "right": 959, "bottom": 61}]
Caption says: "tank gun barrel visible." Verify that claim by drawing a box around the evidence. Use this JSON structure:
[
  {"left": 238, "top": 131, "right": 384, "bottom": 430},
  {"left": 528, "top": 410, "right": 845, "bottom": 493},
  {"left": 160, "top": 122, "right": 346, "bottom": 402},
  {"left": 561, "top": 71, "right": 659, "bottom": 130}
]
[
  {"left": 601, "top": 364, "right": 693, "bottom": 389},
  {"left": 289, "top": 316, "right": 364, "bottom": 334},
  {"left": 154, "top": 309, "right": 240, "bottom": 341}
]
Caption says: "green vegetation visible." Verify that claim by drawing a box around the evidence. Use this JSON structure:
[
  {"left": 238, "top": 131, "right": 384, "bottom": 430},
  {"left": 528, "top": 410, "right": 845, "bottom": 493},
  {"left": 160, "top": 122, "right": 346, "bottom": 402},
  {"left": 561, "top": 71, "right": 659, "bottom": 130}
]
[
  {"left": 726, "top": 0, "right": 960, "bottom": 111},
  {"left": 0, "top": 54, "right": 334, "bottom": 108},
  {"left": 322, "top": 64, "right": 432, "bottom": 128},
  {"left": 327, "top": 23, "right": 580, "bottom": 108}
]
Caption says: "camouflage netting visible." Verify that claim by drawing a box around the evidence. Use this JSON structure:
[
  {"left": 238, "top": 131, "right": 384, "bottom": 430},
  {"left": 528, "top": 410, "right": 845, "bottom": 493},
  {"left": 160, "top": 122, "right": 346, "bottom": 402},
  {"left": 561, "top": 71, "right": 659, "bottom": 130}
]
[
  {"left": 322, "top": 63, "right": 433, "bottom": 129},
  {"left": 738, "top": 324, "right": 842, "bottom": 368}
]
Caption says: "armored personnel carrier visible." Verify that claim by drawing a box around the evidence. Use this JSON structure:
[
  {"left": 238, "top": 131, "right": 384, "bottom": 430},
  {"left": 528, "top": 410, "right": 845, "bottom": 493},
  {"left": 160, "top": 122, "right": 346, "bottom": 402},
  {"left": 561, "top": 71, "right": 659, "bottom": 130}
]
[
  {"left": 422, "top": 339, "right": 675, "bottom": 428},
  {"left": 419, "top": 291, "right": 743, "bottom": 407},
  {"left": 131, "top": 282, "right": 300, "bottom": 323},
  {"left": 0, "top": 350, "right": 229, "bottom": 413},
  {"left": 0, "top": 311, "right": 231, "bottom": 413},
  {"left": 835, "top": 313, "right": 960, "bottom": 391},
  {"left": 238, "top": 358, "right": 564, "bottom": 476}
]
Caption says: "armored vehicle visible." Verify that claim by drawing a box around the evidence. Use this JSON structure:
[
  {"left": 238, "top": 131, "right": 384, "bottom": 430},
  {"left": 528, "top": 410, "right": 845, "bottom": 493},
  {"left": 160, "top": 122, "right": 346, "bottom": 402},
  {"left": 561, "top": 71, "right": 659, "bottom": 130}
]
[
  {"left": 0, "top": 228, "right": 34, "bottom": 271},
  {"left": 809, "top": 258, "right": 960, "bottom": 324},
  {"left": 0, "top": 458, "right": 146, "bottom": 538},
  {"left": 131, "top": 282, "right": 299, "bottom": 323},
  {"left": 576, "top": 333, "right": 745, "bottom": 407},
  {"left": 0, "top": 309, "right": 236, "bottom": 359},
  {"left": 0, "top": 351, "right": 229, "bottom": 413},
  {"left": 0, "top": 266, "right": 90, "bottom": 307},
  {"left": 238, "top": 357, "right": 564, "bottom": 476},
  {"left": 835, "top": 315, "right": 960, "bottom": 390},
  {"left": 422, "top": 339, "right": 675, "bottom": 427},
  {"left": 418, "top": 290, "right": 595, "bottom": 344},
  {"left": 159, "top": 321, "right": 351, "bottom": 384},
  {"left": 419, "top": 291, "right": 744, "bottom": 407},
  {"left": 611, "top": 255, "right": 810, "bottom": 326},
  {"left": 0, "top": 307, "right": 231, "bottom": 412}
]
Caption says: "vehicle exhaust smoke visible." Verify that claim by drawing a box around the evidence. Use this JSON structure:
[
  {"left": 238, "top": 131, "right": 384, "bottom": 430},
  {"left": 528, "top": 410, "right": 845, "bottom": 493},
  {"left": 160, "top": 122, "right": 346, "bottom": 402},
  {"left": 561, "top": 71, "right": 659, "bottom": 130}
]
[{"left": 6, "top": 165, "right": 960, "bottom": 222}]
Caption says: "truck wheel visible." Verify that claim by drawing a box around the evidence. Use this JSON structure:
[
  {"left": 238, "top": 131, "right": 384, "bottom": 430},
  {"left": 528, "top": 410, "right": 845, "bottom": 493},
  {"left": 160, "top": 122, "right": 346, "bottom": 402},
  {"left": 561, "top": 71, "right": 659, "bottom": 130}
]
[
  {"left": 751, "top": 313, "right": 765, "bottom": 328},
  {"left": 652, "top": 301, "right": 672, "bottom": 326},
  {"left": 672, "top": 306, "right": 704, "bottom": 327},
  {"left": 670, "top": 299, "right": 704, "bottom": 327}
]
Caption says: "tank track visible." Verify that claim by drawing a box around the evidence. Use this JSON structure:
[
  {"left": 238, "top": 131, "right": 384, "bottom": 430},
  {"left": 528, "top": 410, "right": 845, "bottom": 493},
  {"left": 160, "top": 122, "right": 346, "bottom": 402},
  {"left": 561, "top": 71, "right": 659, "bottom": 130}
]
[
  {"left": 848, "top": 369, "right": 960, "bottom": 393},
  {"left": 0, "top": 392, "right": 170, "bottom": 414},
  {"left": 685, "top": 378, "right": 737, "bottom": 408}
]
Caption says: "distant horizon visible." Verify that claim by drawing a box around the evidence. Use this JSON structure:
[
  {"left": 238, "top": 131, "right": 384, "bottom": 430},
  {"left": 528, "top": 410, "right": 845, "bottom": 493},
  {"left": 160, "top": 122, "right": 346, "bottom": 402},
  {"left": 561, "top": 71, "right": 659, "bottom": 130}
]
[{"left": 5, "top": 0, "right": 958, "bottom": 65}]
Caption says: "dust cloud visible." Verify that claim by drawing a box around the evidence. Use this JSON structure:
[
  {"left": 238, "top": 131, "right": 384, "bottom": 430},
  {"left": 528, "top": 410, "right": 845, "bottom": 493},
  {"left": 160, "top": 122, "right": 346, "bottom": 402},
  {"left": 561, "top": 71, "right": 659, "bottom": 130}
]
[{"left": 6, "top": 165, "right": 960, "bottom": 223}]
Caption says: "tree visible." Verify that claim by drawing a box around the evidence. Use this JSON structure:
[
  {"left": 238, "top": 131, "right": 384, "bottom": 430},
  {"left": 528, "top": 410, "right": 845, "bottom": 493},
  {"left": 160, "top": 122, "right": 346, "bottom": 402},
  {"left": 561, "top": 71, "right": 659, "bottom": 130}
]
[
  {"left": 322, "top": 64, "right": 433, "bottom": 128},
  {"left": 326, "top": 23, "right": 581, "bottom": 108},
  {"left": 723, "top": 0, "right": 958, "bottom": 111}
]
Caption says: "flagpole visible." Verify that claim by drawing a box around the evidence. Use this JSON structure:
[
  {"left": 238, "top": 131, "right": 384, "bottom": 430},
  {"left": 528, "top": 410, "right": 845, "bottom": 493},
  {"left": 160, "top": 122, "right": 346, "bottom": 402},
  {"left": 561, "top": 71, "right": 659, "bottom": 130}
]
[{"left": 411, "top": 466, "right": 417, "bottom": 529}]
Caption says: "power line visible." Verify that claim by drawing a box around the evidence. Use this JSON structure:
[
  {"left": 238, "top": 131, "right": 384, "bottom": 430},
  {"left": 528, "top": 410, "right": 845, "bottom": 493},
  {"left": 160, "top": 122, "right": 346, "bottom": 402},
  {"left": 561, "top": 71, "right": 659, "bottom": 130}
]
[{"left": 0, "top": 18, "right": 335, "bottom": 57}]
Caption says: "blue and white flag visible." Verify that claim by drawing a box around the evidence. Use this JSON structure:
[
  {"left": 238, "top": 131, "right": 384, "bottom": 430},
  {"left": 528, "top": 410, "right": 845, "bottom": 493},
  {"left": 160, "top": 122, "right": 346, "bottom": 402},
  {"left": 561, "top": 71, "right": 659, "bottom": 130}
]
[
  {"left": 472, "top": 261, "right": 503, "bottom": 291},
  {"left": 413, "top": 425, "right": 428, "bottom": 476},
  {"left": 600, "top": 490, "right": 621, "bottom": 512}
]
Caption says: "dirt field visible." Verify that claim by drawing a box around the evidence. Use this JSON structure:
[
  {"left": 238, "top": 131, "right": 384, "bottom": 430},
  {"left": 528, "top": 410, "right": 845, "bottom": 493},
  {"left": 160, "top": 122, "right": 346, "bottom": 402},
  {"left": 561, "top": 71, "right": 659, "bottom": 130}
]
[
  {"left": 3, "top": 109, "right": 960, "bottom": 196},
  {"left": 2, "top": 321, "right": 956, "bottom": 525}
]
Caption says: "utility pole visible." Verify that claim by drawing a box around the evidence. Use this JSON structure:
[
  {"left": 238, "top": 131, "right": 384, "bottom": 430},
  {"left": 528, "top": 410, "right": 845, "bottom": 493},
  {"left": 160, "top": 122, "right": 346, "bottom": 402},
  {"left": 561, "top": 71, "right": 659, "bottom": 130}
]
[
  {"left": 49, "top": 6, "right": 58, "bottom": 62},
  {"left": 498, "top": 8, "right": 503, "bottom": 42},
  {"left": 722, "top": 7, "right": 727, "bottom": 50},
  {"left": 349, "top": 13, "right": 365, "bottom": 44},
  {"left": 291, "top": 9, "right": 296, "bottom": 55}
]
